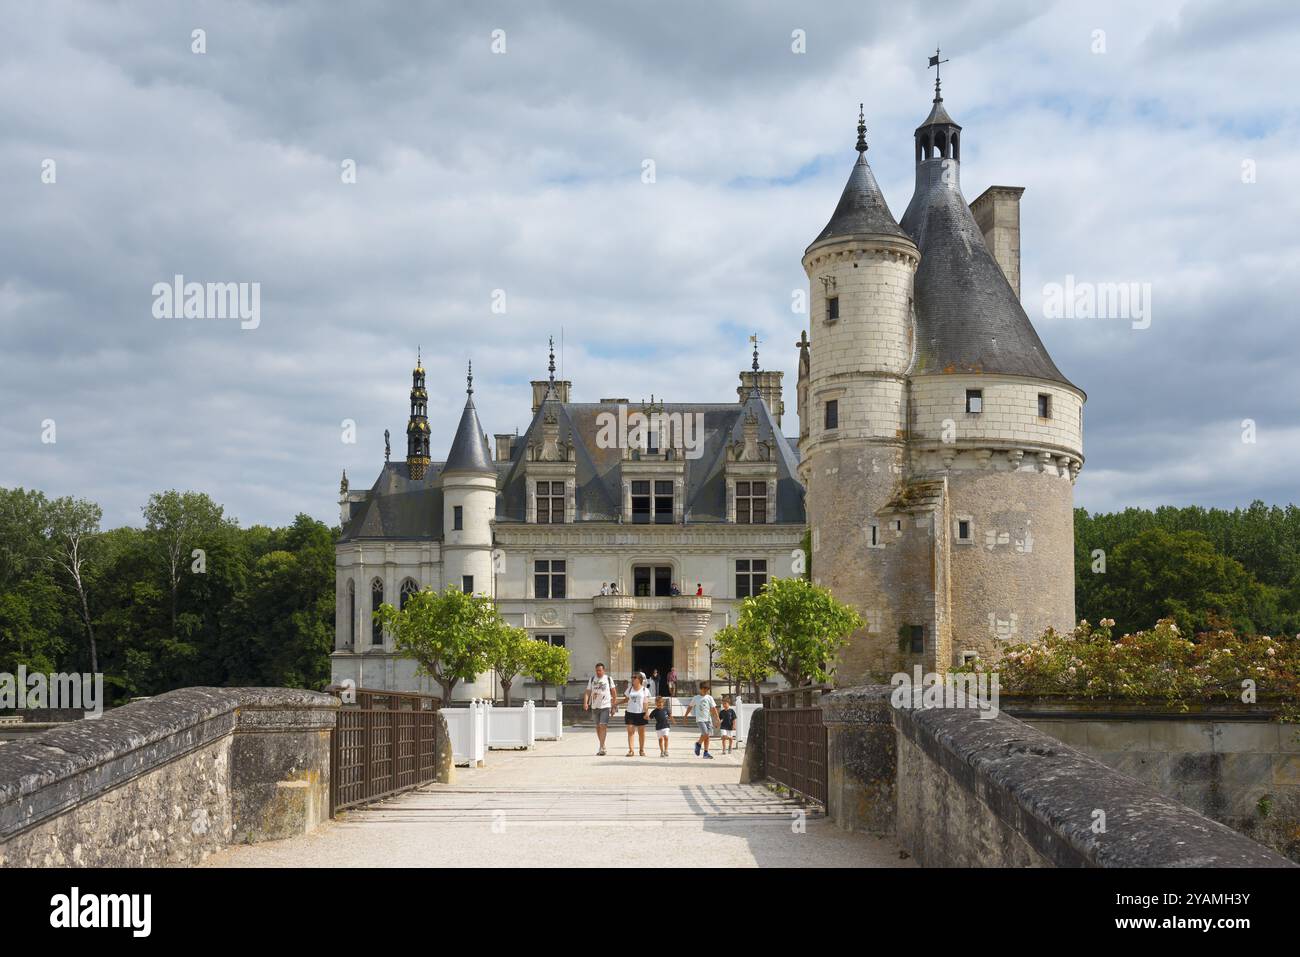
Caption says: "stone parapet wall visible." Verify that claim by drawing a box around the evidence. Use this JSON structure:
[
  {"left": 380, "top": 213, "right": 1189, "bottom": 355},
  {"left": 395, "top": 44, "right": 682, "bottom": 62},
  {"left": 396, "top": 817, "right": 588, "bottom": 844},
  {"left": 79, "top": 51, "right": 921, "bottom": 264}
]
[
  {"left": 0, "top": 687, "right": 339, "bottom": 867},
  {"left": 1005, "top": 699, "right": 1300, "bottom": 863},
  {"left": 821, "top": 686, "right": 1294, "bottom": 868}
]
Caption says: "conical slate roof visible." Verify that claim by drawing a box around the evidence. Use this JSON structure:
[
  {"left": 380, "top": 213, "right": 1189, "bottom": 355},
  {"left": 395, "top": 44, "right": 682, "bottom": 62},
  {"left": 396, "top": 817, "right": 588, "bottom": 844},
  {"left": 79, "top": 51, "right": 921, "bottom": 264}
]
[
  {"left": 900, "top": 108, "right": 1076, "bottom": 389},
  {"left": 443, "top": 393, "right": 495, "bottom": 474},
  {"left": 807, "top": 151, "right": 908, "bottom": 251}
]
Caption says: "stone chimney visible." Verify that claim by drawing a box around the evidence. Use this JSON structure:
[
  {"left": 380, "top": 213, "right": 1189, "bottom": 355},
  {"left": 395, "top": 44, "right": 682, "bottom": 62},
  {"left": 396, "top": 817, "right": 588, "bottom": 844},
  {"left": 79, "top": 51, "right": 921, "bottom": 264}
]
[
  {"left": 970, "top": 186, "right": 1025, "bottom": 300},
  {"left": 737, "top": 370, "right": 784, "bottom": 427},
  {"left": 531, "top": 379, "right": 572, "bottom": 413},
  {"left": 494, "top": 433, "right": 516, "bottom": 461}
]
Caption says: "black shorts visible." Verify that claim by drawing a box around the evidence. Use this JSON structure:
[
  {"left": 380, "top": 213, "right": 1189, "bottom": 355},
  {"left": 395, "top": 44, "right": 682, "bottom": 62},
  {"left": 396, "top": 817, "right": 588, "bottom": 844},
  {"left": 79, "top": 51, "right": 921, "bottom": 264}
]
[{"left": 624, "top": 711, "right": 648, "bottom": 726}]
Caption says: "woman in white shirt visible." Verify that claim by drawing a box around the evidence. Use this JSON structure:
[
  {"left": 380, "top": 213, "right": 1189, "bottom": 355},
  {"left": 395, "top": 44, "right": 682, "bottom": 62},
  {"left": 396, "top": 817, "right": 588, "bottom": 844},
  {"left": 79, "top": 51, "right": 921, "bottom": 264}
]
[{"left": 622, "top": 672, "right": 651, "bottom": 756}]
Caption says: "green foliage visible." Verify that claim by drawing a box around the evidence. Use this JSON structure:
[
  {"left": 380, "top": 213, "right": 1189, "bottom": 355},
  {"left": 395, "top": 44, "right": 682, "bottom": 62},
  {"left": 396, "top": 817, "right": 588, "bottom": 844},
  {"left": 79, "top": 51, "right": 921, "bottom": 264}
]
[
  {"left": 484, "top": 621, "right": 535, "bottom": 706},
  {"left": 1076, "top": 502, "right": 1300, "bottom": 637},
  {"left": 529, "top": 640, "right": 571, "bottom": 704},
  {"left": 727, "top": 576, "right": 862, "bottom": 687},
  {"left": 0, "top": 486, "right": 336, "bottom": 705},
  {"left": 375, "top": 586, "right": 497, "bottom": 701},
  {"left": 715, "top": 622, "right": 772, "bottom": 697},
  {"left": 956, "top": 619, "right": 1300, "bottom": 719}
]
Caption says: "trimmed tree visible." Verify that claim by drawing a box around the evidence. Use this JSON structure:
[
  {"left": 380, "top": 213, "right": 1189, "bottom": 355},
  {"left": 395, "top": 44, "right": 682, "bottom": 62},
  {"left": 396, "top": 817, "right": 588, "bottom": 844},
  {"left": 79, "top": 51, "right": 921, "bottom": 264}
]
[
  {"left": 733, "top": 576, "right": 863, "bottom": 687},
  {"left": 530, "top": 641, "right": 572, "bottom": 705},
  {"left": 485, "top": 621, "right": 535, "bottom": 706},
  {"left": 375, "top": 586, "right": 496, "bottom": 702},
  {"left": 715, "top": 622, "right": 772, "bottom": 700}
]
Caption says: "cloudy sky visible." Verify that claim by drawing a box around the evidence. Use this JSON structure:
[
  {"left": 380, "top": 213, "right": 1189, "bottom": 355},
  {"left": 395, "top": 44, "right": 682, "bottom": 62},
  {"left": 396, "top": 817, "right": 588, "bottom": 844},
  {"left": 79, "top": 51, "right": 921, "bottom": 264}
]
[{"left": 2, "top": 0, "right": 1297, "bottom": 529}]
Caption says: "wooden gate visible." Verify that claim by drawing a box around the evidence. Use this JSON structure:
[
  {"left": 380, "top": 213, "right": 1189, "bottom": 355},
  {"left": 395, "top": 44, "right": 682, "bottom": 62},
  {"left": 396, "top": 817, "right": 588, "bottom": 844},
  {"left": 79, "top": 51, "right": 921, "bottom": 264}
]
[
  {"left": 331, "top": 689, "right": 441, "bottom": 815},
  {"left": 762, "top": 686, "right": 828, "bottom": 805}
]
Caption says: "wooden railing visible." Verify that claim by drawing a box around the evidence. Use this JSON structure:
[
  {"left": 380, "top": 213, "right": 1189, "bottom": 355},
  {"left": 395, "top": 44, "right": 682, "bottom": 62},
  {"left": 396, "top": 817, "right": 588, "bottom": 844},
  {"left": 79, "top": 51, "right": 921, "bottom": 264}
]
[
  {"left": 762, "top": 686, "right": 829, "bottom": 805},
  {"left": 330, "top": 689, "right": 441, "bottom": 816}
]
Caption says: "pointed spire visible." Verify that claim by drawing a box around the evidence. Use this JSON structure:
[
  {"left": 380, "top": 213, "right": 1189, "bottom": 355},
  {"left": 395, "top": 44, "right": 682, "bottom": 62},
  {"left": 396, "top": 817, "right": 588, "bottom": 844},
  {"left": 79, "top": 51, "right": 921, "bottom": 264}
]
[
  {"left": 445, "top": 362, "right": 495, "bottom": 474},
  {"left": 929, "top": 45, "right": 949, "bottom": 102},
  {"left": 855, "top": 103, "right": 867, "bottom": 153}
]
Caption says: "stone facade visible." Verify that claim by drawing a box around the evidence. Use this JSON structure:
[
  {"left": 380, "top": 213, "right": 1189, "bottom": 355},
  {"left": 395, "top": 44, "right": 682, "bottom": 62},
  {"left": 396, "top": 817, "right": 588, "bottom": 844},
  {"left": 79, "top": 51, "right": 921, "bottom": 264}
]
[
  {"left": 798, "top": 91, "right": 1084, "bottom": 682},
  {"left": 0, "top": 687, "right": 339, "bottom": 867}
]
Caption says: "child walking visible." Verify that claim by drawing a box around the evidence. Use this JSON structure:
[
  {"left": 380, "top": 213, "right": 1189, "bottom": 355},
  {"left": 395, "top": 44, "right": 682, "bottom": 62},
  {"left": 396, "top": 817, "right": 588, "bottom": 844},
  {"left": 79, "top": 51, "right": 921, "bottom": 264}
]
[
  {"left": 718, "top": 696, "right": 738, "bottom": 754},
  {"left": 649, "top": 696, "right": 673, "bottom": 756},
  {"left": 686, "top": 681, "right": 721, "bottom": 759}
]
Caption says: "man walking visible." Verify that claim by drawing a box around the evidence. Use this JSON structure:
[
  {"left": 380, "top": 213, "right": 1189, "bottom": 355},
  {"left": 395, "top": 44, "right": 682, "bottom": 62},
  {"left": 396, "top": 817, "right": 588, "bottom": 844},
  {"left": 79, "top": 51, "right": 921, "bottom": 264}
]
[{"left": 583, "top": 662, "right": 617, "bottom": 756}]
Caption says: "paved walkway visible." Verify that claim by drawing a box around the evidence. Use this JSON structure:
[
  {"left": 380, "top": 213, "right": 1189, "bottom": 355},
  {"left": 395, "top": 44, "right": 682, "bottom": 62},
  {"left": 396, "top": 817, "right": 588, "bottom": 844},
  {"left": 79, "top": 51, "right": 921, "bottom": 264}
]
[{"left": 204, "top": 728, "right": 911, "bottom": 868}]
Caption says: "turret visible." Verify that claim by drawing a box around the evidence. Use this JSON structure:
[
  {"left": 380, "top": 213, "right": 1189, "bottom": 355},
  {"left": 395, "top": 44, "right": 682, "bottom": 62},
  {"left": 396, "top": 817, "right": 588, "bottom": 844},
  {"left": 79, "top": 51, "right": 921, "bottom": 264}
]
[
  {"left": 441, "top": 361, "right": 497, "bottom": 597},
  {"left": 405, "top": 349, "right": 432, "bottom": 480}
]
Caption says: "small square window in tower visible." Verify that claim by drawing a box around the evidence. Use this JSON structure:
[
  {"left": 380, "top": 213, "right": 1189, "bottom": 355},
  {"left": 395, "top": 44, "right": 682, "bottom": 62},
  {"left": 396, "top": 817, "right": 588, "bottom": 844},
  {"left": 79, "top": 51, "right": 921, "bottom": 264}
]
[
  {"left": 965, "top": 390, "right": 983, "bottom": 414},
  {"left": 826, "top": 295, "right": 839, "bottom": 323},
  {"left": 1037, "top": 393, "right": 1052, "bottom": 419},
  {"left": 461, "top": 575, "right": 474, "bottom": 594},
  {"left": 453, "top": 505, "right": 463, "bottom": 530},
  {"left": 824, "top": 399, "right": 838, "bottom": 430},
  {"left": 909, "top": 625, "right": 925, "bottom": 654},
  {"left": 957, "top": 519, "right": 972, "bottom": 541}
]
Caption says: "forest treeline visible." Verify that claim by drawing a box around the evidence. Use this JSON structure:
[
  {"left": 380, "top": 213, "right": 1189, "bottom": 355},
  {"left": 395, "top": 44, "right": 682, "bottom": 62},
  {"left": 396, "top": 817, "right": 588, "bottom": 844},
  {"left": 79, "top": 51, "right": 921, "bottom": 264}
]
[
  {"left": 0, "top": 488, "right": 332, "bottom": 704},
  {"left": 2, "top": 485, "right": 1296, "bottom": 707}
]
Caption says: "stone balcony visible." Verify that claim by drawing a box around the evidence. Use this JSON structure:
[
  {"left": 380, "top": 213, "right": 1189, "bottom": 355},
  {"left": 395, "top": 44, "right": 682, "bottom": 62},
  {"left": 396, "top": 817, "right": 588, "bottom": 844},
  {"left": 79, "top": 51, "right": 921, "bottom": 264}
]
[
  {"left": 590, "top": 594, "right": 712, "bottom": 614},
  {"left": 591, "top": 595, "right": 715, "bottom": 676}
]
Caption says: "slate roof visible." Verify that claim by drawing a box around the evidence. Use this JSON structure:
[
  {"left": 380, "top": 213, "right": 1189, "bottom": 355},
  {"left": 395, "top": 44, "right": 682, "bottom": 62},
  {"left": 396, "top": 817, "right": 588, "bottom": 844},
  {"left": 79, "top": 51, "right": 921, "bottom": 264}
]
[
  {"left": 807, "top": 151, "right": 908, "bottom": 251},
  {"left": 339, "top": 462, "right": 444, "bottom": 541},
  {"left": 496, "top": 391, "right": 804, "bottom": 524},
  {"left": 899, "top": 110, "right": 1076, "bottom": 389},
  {"left": 339, "top": 392, "right": 805, "bottom": 543},
  {"left": 443, "top": 394, "right": 495, "bottom": 474}
]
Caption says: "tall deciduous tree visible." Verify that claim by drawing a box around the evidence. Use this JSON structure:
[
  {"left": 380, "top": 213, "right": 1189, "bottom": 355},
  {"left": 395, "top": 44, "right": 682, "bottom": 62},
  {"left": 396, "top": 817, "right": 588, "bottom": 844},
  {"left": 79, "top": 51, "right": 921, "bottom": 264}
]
[
  {"left": 42, "top": 496, "right": 103, "bottom": 673},
  {"left": 142, "top": 491, "right": 226, "bottom": 640}
]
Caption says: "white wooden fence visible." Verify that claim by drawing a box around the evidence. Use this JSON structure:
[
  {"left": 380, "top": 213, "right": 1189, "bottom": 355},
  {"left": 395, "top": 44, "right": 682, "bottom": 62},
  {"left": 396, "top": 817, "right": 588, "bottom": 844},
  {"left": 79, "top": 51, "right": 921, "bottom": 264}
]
[{"left": 442, "top": 699, "right": 487, "bottom": 766}]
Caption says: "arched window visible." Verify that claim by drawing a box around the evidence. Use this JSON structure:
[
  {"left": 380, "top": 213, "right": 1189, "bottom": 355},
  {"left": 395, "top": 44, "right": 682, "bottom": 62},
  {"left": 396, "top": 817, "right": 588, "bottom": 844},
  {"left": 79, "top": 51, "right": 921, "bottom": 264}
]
[
  {"left": 400, "top": 578, "right": 419, "bottom": 610},
  {"left": 951, "top": 132, "right": 960, "bottom": 161},
  {"left": 371, "top": 578, "right": 384, "bottom": 645},
  {"left": 347, "top": 580, "right": 356, "bottom": 647},
  {"left": 935, "top": 131, "right": 947, "bottom": 158}
]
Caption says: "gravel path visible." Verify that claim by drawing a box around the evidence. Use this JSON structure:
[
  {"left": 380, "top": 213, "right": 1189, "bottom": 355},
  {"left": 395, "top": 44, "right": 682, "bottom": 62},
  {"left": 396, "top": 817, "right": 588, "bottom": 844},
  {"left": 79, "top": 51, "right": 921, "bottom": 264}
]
[{"left": 203, "top": 727, "right": 911, "bottom": 868}]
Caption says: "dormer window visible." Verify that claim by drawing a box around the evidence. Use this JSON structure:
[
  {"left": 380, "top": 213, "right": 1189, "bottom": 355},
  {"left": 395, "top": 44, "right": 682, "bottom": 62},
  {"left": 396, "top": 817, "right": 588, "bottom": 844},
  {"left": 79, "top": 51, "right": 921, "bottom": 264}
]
[
  {"left": 736, "top": 481, "right": 767, "bottom": 524},
  {"left": 535, "top": 481, "right": 565, "bottom": 524},
  {"left": 965, "top": 389, "right": 983, "bottom": 414}
]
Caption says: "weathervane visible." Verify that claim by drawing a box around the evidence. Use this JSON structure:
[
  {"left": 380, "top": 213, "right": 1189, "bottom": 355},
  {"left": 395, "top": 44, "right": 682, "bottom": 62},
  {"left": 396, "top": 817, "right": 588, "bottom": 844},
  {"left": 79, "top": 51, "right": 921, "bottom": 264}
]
[{"left": 929, "top": 46, "right": 949, "bottom": 101}]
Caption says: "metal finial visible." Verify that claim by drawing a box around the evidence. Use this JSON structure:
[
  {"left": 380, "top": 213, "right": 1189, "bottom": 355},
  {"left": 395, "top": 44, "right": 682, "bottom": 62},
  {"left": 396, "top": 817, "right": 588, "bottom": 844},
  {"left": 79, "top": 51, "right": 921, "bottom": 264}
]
[
  {"left": 548, "top": 336, "right": 556, "bottom": 386},
  {"left": 855, "top": 103, "right": 867, "bottom": 153},
  {"left": 384, "top": 430, "right": 391, "bottom": 462},
  {"left": 928, "top": 46, "right": 949, "bottom": 102},
  {"left": 416, "top": 345, "right": 422, "bottom": 370},
  {"left": 467, "top": 359, "right": 473, "bottom": 395}
]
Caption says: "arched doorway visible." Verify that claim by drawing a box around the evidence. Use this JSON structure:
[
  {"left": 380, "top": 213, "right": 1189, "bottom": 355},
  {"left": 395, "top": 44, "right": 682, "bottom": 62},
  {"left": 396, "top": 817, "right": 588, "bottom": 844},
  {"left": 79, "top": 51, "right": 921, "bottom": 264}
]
[{"left": 631, "top": 632, "right": 673, "bottom": 688}]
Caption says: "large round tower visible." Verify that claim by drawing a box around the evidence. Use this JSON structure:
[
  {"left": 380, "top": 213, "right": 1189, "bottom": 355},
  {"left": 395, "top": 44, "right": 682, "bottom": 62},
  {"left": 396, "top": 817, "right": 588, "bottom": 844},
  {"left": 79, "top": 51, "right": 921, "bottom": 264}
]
[
  {"left": 898, "top": 78, "right": 1085, "bottom": 668},
  {"left": 799, "top": 108, "right": 921, "bottom": 680},
  {"left": 441, "top": 362, "right": 497, "bottom": 598}
]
